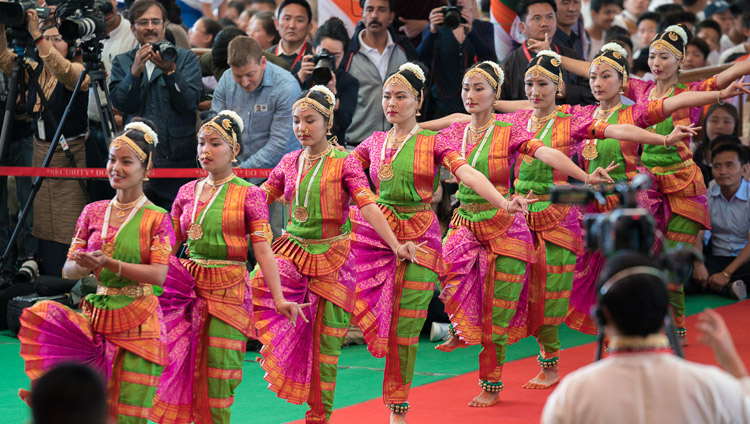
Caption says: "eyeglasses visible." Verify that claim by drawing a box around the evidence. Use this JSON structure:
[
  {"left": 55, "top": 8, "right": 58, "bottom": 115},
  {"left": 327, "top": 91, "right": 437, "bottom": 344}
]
[{"left": 134, "top": 18, "right": 164, "bottom": 28}]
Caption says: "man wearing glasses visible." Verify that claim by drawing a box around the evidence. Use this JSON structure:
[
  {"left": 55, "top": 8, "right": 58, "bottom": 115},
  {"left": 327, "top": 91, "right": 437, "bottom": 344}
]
[{"left": 110, "top": 0, "right": 202, "bottom": 209}]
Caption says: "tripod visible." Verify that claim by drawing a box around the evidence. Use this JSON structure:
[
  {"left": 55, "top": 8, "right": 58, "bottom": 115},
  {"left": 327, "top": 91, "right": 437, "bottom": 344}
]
[{"left": 0, "top": 40, "right": 117, "bottom": 277}]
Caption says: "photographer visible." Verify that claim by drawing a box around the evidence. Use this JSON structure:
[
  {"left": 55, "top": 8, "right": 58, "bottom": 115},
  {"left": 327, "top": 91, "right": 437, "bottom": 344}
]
[
  {"left": 418, "top": 0, "right": 496, "bottom": 119},
  {"left": 542, "top": 251, "right": 750, "bottom": 424},
  {"left": 297, "top": 17, "right": 359, "bottom": 147},
  {"left": 1, "top": 11, "right": 90, "bottom": 277},
  {"left": 109, "top": 0, "right": 202, "bottom": 210}
]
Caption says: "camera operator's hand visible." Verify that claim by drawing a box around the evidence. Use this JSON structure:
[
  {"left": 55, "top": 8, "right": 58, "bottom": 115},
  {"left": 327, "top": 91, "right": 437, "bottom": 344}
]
[
  {"left": 587, "top": 161, "right": 619, "bottom": 185},
  {"left": 26, "top": 10, "right": 42, "bottom": 39},
  {"left": 428, "top": 7, "right": 444, "bottom": 34},
  {"left": 131, "top": 44, "right": 154, "bottom": 78},
  {"left": 297, "top": 54, "right": 314, "bottom": 83},
  {"left": 507, "top": 190, "right": 538, "bottom": 215},
  {"left": 665, "top": 124, "right": 700, "bottom": 147},
  {"left": 460, "top": 8, "right": 474, "bottom": 34},
  {"left": 151, "top": 50, "right": 176, "bottom": 74},
  {"left": 692, "top": 261, "right": 709, "bottom": 288}
]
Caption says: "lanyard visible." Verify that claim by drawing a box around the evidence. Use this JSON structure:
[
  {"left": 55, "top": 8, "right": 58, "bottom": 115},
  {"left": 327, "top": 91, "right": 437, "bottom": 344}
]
[
  {"left": 523, "top": 42, "right": 560, "bottom": 62},
  {"left": 277, "top": 41, "right": 308, "bottom": 69}
]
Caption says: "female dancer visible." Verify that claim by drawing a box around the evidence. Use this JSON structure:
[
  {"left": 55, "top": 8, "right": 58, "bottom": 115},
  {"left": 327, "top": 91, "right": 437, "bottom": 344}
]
[
  {"left": 151, "top": 111, "right": 305, "bottom": 424},
  {"left": 435, "top": 61, "right": 616, "bottom": 408},
  {"left": 18, "top": 122, "right": 174, "bottom": 423},
  {"left": 468, "top": 51, "right": 697, "bottom": 391},
  {"left": 349, "top": 63, "right": 533, "bottom": 424},
  {"left": 251, "top": 86, "right": 422, "bottom": 424},
  {"left": 550, "top": 25, "right": 750, "bottom": 341}
]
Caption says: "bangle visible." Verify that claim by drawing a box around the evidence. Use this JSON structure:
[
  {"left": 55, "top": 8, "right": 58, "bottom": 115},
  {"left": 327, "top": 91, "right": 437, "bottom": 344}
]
[
  {"left": 116, "top": 260, "right": 122, "bottom": 276},
  {"left": 663, "top": 135, "right": 668, "bottom": 148},
  {"left": 274, "top": 298, "right": 286, "bottom": 308},
  {"left": 722, "top": 271, "right": 731, "bottom": 279},
  {"left": 395, "top": 244, "right": 406, "bottom": 261},
  {"left": 717, "top": 91, "right": 724, "bottom": 104},
  {"left": 33, "top": 35, "right": 44, "bottom": 45},
  {"left": 584, "top": 174, "right": 591, "bottom": 186}
]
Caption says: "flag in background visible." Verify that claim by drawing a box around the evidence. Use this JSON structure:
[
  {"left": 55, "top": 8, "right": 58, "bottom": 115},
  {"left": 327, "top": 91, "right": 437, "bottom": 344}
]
[
  {"left": 490, "top": 0, "right": 519, "bottom": 60},
  {"left": 318, "top": 0, "right": 362, "bottom": 37}
]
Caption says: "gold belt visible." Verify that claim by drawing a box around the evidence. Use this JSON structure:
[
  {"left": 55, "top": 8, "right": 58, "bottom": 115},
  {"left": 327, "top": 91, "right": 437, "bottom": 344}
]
[
  {"left": 649, "top": 158, "right": 694, "bottom": 174},
  {"left": 286, "top": 232, "right": 350, "bottom": 247},
  {"left": 190, "top": 258, "right": 247, "bottom": 266},
  {"left": 96, "top": 284, "right": 153, "bottom": 297},
  {"left": 389, "top": 204, "right": 431, "bottom": 214},
  {"left": 525, "top": 192, "right": 551, "bottom": 201},
  {"left": 459, "top": 202, "right": 498, "bottom": 213}
]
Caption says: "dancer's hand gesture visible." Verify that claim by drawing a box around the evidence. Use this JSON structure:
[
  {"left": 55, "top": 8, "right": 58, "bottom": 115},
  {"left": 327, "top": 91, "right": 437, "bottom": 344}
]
[
  {"left": 719, "top": 79, "right": 750, "bottom": 101},
  {"left": 276, "top": 300, "right": 311, "bottom": 327},
  {"left": 396, "top": 241, "right": 428, "bottom": 265},
  {"left": 587, "top": 161, "right": 619, "bottom": 185},
  {"left": 665, "top": 124, "right": 700, "bottom": 147},
  {"left": 507, "top": 191, "right": 537, "bottom": 215}
]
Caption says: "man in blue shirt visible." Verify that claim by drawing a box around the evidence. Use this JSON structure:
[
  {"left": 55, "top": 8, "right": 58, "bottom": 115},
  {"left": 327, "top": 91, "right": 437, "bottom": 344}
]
[{"left": 691, "top": 142, "right": 750, "bottom": 300}]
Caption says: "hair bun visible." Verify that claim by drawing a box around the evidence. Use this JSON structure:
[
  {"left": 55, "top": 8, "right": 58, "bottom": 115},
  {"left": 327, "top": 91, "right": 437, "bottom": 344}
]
[
  {"left": 479, "top": 60, "right": 504, "bottom": 87},
  {"left": 600, "top": 42, "right": 628, "bottom": 58},
  {"left": 216, "top": 110, "right": 244, "bottom": 132},
  {"left": 536, "top": 50, "right": 563, "bottom": 64},
  {"left": 124, "top": 122, "right": 159, "bottom": 147},
  {"left": 664, "top": 25, "right": 688, "bottom": 44},
  {"left": 398, "top": 62, "right": 425, "bottom": 83},
  {"left": 309, "top": 85, "right": 336, "bottom": 107}
]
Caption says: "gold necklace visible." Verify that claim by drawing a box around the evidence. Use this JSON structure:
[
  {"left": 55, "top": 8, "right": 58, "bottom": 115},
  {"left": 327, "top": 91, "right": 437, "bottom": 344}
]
[
  {"left": 530, "top": 110, "right": 557, "bottom": 128},
  {"left": 205, "top": 173, "right": 236, "bottom": 195},
  {"left": 596, "top": 102, "right": 622, "bottom": 119},
  {"left": 304, "top": 144, "right": 334, "bottom": 161},
  {"left": 649, "top": 84, "right": 675, "bottom": 101},
  {"left": 468, "top": 117, "right": 494, "bottom": 134},
  {"left": 112, "top": 194, "right": 145, "bottom": 219}
]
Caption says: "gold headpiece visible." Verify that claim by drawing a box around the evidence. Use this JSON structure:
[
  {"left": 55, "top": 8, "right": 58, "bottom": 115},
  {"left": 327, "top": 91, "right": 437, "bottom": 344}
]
[
  {"left": 591, "top": 55, "right": 628, "bottom": 91},
  {"left": 112, "top": 135, "right": 147, "bottom": 162},
  {"left": 200, "top": 118, "right": 240, "bottom": 157},
  {"left": 525, "top": 64, "right": 560, "bottom": 84},
  {"left": 292, "top": 87, "right": 335, "bottom": 132},
  {"left": 384, "top": 72, "right": 421, "bottom": 99},
  {"left": 649, "top": 39, "right": 684, "bottom": 60}
]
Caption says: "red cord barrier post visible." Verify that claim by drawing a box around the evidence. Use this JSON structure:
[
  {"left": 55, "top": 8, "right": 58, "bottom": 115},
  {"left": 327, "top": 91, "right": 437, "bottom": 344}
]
[{"left": 0, "top": 167, "right": 272, "bottom": 179}]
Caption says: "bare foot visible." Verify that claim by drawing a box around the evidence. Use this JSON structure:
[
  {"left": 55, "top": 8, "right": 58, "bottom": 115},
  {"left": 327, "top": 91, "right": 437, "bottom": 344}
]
[
  {"left": 390, "top": 412, "right": 407, "bottom": 424},
  {"left": 18, "top": 389, "right": 31, "bottom": 407},
  {"left": 468, "top": 390, "right": 500, "bottom": 407},
  {"left": 435, "top": 335, "right": 468, "bottom": 352},
  {"left": 522, "top": 367, "right": 559, "bottom": 389}
]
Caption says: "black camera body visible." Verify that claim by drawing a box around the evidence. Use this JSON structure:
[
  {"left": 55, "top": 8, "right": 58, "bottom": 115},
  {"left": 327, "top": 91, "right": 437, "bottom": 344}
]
[
  {"left": 150, "top": 41, "right": 178, "bottom": 62},
  {"left": 310, "top": 48, "right": 336, "bottom": 85},
  {"left": 441, "top": 0, "right": 466, "bottom": 31},
  {"left": 56, "top": 0, "right": 109, "bottom": 43},
  {"left": 0, "top": 0, "right": 52, "bottom": 29}
]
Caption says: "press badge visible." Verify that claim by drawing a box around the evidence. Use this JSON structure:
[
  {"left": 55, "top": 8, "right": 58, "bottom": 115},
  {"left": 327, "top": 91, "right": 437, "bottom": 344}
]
[
  {"left": 37, "top": 119, "right": 45, "bottom": 141},
  {"left": 254, "top": 104, "right": 268, "bottom": 112}
]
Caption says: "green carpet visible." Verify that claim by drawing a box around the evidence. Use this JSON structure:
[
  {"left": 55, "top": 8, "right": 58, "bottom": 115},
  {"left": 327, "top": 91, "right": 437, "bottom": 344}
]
[{"left": 0, "top": 294, "right": 734, "bottom": 423}]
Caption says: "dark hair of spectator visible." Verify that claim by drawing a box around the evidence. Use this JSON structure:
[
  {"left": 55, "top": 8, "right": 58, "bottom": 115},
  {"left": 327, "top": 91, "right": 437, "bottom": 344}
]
[
  {"left": 277, "top": 0, "right": 312, "bottom": 22},
  {"left": 212, "top": 27, "right": 247, "bottom": 70},
  {"left": 696, "top": 19, "right": 722, "bottom": 36},
  {"left": 151, "top": 0, "right": 182, "bottom": 25},
  {"left": 228, "top": 35, "right": 264, "bottom": 67},
  {"left": 686, "top": 37, "right": 710, "bottom": 61},
  {"left": 218, "top": 17, "right": 238, "bottom": 28},
  {"left": 123, "top": 118, "right": 159, "bottom": 168},
  {"left": 632, "top": 54, "right": 650, "bottom": 75},
  {"left": 313, "top": 17, "right": 350, "bottom": 54},
  {"left": 704, "top": 102, "right": 740, "bottom": 144},
  {"left": 597, "top": 251, "right": 668, "bottom": 337},
  {"left": 658, "top": 12, "right": 696, "bottom": 33},
  {"left": 129, "top": 0, "right": 168, "bottom": 24},
  {"left": 359, "top": 0, "right": 395, "bottom": 11},
  {"left": 228, "top": 0, "right": 245, "bottom": 15},
  {"left": 200, "top": 112, "right": 244, "bottom": 154},
  {"left": 590, "top": 0, "right": 623, "bottom": 13},
  {"left": 201, "top": 18, "right": 223, "bottom": 41},
  {"left": 606, "top": 26, "right": 633, "bottom": 50},
  {"left": 516, "top": 0, "right": 557, "bottom": 21},
  {"left": 712, "top": 141, "right": 749, "bottom": 166},
  {"left": 654, "top": 3, "right": 684, "bottom": 14},
  {"left": 252, "top": 11, "right": 281, "bottom": 45},
  {"left": 743, "top": 11, "right": 750, "bottom": 29},
  {"left": 636, "top": 11, "right": 660, "bottom": 27},
  {"left": 251, "top": 0, "right": 277, "bottom": 5},
  {"left": 31, "top": 363, "right": 107, "bottom": 424},
  {"left": 682, "top": 0, "right": 699, "bottom": 6}
]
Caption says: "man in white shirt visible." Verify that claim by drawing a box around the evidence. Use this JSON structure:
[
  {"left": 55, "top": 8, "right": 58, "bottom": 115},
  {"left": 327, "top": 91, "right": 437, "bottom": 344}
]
[
  {"left": 718, "top": 11, "right": 750, "bottom": 64},
  {"left": 542, "top": 251, "right": 750, "bottom": 424}
]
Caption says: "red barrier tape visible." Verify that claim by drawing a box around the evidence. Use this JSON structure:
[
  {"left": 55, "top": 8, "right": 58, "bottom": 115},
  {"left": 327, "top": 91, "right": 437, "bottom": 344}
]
[{"left": 0, "top": 167, "right": 272, "bottom": 179}]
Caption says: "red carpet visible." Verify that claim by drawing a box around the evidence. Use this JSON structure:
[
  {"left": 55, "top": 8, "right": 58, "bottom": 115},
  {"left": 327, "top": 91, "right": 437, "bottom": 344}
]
[{"left": 296, "top": 301, "right": 750, "bottom": 424}]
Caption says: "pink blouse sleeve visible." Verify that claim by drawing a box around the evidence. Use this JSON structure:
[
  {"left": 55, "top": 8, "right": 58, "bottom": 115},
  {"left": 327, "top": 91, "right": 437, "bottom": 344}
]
[
  {"left": 624, "top": 77, "right": 653, "bottom": 103},
  {"left": 351, "top": 134, "right": 375, "bottom": 169},
  {"left": 569, "top": 114, "right": 609, "bottom": 155},
  {"left": 149, "top": 212, "right": 176, "bottom": 265},
  {"left": 170, "top": 182, "right": 193, "bottom": 244},
  {"left": 343, "top": 154, "right": 377, "bottom": 209},
  {"left": 630, "top": 98, "right": 667, "bottom": 128},
  {"left": 67, "top": 202, "right": 95, "bottom": 258},
  {"left": 434, "top": 132, "right": 468, "bottom": 174},
  {"left": 261, "top": 153, "right": 289, "bottom": 205},
  {"left": 246, "top": 185, "right": 272, "bottom": 244},
  {"left": 436, "top": 122, "right": 467, "bottom": 152}
]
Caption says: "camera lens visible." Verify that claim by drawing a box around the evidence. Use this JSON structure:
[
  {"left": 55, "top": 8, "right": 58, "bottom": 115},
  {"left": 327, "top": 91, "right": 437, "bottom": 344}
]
[
  {"left": 15, "top": 259, "right": 39, "bottom": 284},
  {"left": 155, "top": 42, "right": 178, "bottom": 62}
]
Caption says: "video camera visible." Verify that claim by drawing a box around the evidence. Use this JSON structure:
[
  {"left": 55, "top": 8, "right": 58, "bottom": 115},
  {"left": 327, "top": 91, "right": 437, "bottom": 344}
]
[
  {"left": 0, "top": 0, "right": 52, "bottom": 29},
  {"left": 55, "top": 0, "right": 109, "bottom": 43},
  {"left": 310, "top": 48, "right": 336, "bottom": 85},
  {"left": 441, "top": 0, "right": 467, "bottom": 31}
]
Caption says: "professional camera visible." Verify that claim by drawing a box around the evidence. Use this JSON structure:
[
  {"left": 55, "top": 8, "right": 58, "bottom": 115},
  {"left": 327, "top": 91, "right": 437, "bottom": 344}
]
[
  {"left": 310, "top": 48, "right": 336, "bottom": 85},
  {"left": 0, "top": 0, "right": 52, "bottom": 28},
  {"left": 441, "top": 0, "right": 466, "bottom": 31},
  {"left": 14, "top": 259, "right": 39, "bottom": 284},
  {"left": 55, "top": 0, "right": 109, "bottom": 43},
  {"left": 150, "top": 41, "right": 178, "bottom": 61},
  {"left": 551, "top": 174, "right": 655, "bottom": 257}
]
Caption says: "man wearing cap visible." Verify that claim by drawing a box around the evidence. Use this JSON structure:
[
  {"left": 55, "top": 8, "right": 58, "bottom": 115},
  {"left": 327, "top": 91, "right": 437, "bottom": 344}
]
[{"left": 705, "top": 0, "right": 743, "bottom": 51}]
